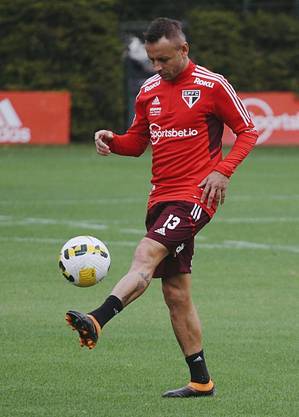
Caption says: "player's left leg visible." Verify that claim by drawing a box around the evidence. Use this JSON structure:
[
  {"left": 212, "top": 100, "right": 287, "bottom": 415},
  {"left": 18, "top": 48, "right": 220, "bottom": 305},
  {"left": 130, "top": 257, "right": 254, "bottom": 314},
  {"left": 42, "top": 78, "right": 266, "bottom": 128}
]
[{"left": 161, "top": 272, "right": 215, "bottom": 398}]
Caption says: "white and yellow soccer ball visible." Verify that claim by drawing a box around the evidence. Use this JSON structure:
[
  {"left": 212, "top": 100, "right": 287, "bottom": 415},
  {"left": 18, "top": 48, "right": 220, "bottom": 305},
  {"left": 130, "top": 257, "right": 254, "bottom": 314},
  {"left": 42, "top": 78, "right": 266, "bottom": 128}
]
[{"left": 58, "top": 236, "right": 111, "bottom": 287}]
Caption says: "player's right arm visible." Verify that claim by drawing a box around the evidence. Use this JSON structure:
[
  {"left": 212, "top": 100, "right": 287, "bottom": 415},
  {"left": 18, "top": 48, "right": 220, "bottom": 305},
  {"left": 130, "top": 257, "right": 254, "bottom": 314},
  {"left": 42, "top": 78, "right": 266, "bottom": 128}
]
[{"left": 94, "top": 90, "right": 150, "bottom": 157}]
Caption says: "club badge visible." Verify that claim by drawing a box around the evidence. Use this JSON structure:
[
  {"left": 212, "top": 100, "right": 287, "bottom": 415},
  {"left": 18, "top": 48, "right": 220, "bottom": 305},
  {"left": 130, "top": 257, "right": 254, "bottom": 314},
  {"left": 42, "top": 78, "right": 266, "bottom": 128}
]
[{"left": 182, "top": 90, "right": 201, "bottom": 109}]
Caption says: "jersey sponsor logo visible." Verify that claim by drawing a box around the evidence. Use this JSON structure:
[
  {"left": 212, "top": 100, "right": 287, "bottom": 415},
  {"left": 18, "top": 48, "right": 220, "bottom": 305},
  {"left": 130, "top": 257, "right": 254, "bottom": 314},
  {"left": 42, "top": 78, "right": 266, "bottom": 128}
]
[
  {"left": 242, "top": 97, "right": 299, "bottom": 144},
  {"left": 144, "top": 80, "right": 160, "bottom": 92},
  {"left": 149, "top": 123, "right": 198, "bottom": 145},
  {"left": 194, "top": 77, "right": 215, "bottom": 88},
  {"left": 0, "top": 98, "right": 31, "bottom": 143},
  {"left": 182, "top": 90, "right": 201, "bottom": 109},
  {"left": 149, "top": 107, "right": 162, "bottom": 116},
  {"left": 152, "top": 96, "right": 160, "bottom": 105}
]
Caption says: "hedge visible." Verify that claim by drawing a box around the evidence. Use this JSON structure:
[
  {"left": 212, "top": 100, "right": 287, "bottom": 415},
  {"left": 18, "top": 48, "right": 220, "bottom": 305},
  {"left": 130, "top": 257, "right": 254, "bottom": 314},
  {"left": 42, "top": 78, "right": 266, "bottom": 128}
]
[
  {"left": 187, "top": 10, "right": 299, "bottom": 92},
  {"left": 0, "top": 0, "right": 124, "bottom": 141},
  {"left": 0, "top": 2, "right": 298, "bottom": 141}
]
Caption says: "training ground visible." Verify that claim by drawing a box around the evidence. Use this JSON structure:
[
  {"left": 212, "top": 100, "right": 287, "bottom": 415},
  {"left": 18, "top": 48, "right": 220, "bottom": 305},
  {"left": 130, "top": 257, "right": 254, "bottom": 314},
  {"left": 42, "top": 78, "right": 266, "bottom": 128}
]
[{"left": 0, "top": 145, "right": 298, "bottom": 417}]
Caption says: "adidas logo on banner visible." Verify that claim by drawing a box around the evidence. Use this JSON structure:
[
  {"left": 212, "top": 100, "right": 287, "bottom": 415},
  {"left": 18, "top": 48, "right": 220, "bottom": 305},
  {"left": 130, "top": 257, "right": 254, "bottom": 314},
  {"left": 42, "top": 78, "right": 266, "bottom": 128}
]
[
  {"left": 152, "top": 96, "right": 160, "bottom": 105},
  {"left": 0, "top": 98, "right": 31, "bottom": 143},
  {"left": 154, "top": 227, "right": 166, "bottom": 236}
]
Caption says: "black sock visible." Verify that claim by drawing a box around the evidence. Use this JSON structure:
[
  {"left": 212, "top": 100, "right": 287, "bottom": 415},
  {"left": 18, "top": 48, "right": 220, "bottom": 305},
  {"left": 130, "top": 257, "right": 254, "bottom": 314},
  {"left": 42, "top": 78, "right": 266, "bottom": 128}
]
[
  {"left": 89, "top": 295, "right": 123, "bottom": 328},
  {"left": 185, "top": 350, "right": 210, "bottom": 384}
]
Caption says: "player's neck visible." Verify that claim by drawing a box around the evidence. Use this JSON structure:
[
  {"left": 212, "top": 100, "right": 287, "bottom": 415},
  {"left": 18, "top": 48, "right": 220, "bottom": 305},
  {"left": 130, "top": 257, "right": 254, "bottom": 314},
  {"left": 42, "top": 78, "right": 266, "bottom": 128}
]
[
  {"left": 171, "top": 58, "right": 191, "bottom": 83},
  {"left": 181, "top": 57, "right": 190, "bottom": 72}
]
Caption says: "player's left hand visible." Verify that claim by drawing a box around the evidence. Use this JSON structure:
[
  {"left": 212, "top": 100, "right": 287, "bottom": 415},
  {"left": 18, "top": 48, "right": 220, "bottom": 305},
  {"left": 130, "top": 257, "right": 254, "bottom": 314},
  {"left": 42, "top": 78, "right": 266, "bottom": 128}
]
[{"left": 198, "top": 171, "right": 230, "bottom": 208}]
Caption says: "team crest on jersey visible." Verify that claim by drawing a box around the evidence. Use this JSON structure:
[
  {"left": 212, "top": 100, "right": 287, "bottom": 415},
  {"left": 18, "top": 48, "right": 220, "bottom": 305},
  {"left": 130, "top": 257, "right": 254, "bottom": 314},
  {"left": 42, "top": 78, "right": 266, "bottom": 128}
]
[{"left": 182, "top": 90, "right": 201, "bottom": 109}]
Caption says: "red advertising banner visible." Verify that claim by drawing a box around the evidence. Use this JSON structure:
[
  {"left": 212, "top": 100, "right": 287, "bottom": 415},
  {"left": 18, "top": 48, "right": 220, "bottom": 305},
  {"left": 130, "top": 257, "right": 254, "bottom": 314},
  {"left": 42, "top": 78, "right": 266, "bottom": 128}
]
[
  {"left": 223, "top": 92, "right": 299, "bottom": 146},
  {"left": 0, "top": 92, "right": 70, "bottom": 144}
]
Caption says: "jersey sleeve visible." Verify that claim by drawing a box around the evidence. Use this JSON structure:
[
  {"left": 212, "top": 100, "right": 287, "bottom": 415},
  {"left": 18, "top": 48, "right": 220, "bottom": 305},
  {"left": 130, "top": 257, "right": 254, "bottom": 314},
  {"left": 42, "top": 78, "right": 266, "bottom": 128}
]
[
  {"left": 109, "top": 91, "right": 150, "bottom": 157},
  {"left": 213, "top": 80, "right": 258, "bottom": 177}
]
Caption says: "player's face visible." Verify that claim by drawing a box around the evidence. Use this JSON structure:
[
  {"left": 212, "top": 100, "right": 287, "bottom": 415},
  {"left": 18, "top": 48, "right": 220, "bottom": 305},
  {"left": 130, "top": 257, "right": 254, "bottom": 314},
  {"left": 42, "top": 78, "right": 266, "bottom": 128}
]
[{"left": 145, "top": 36, "right": 189, "bottom": 81}]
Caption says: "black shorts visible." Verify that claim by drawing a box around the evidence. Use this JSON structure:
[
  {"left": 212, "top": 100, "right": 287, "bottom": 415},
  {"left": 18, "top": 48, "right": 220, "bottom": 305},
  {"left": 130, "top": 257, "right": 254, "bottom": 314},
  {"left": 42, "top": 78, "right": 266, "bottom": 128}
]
[{"left": 145, "top": 201, "right": 210, "bottom": 279}]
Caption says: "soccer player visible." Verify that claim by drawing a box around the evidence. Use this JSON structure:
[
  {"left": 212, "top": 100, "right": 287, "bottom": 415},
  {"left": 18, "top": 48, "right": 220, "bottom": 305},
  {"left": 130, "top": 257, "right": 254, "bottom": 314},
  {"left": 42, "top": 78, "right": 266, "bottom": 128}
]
[{"left": 66, "top": 17, "right": 258, "bottom": 397}]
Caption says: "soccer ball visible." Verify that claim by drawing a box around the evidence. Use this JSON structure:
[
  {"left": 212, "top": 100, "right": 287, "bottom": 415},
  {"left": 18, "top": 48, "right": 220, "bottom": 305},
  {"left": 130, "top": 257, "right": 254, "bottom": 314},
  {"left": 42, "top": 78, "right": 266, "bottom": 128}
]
[{"left": 58, "top": 235, "right": 111, "bottom": 287}]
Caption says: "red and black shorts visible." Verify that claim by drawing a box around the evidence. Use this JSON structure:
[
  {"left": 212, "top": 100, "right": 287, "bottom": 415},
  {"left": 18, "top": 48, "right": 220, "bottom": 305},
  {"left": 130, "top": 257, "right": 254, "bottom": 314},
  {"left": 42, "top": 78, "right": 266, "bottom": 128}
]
[{"left": 145, "top": 201, "right": 211, "bottom": 279}]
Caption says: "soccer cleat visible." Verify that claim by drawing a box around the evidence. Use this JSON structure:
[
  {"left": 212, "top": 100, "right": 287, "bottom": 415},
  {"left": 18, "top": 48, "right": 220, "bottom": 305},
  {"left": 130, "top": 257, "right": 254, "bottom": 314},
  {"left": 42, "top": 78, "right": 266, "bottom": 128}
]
[
  {"left": 162, "top": 380, "right": 215, "bottom": 398},
  {"left": 65, "top": 310, "right": 101, "bottom": 349}
]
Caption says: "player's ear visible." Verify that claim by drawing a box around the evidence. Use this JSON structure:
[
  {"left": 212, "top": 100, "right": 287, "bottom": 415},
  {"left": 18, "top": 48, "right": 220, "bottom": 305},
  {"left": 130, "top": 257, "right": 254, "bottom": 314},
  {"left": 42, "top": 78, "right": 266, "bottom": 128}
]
[{"left": 181, "top": 42, "right": 189, "bottom": 57}]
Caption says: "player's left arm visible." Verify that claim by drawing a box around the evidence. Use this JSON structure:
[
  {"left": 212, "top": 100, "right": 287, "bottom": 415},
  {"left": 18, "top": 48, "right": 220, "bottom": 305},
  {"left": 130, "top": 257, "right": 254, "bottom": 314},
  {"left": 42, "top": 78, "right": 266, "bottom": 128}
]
[{"left": 200, "top": 80, "right": 258, "bottom": 208}]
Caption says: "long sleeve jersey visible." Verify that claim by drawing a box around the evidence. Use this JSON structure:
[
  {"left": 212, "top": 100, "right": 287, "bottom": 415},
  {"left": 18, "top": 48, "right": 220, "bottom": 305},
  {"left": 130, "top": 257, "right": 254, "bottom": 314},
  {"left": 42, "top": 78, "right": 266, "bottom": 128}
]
[{"left": 110, "top": 60, "right": 258, "bottom": 217}]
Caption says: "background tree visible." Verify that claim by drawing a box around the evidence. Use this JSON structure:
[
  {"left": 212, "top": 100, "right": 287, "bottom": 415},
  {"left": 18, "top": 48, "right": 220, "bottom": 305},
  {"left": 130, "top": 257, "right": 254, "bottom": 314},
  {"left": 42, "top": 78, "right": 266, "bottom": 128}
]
[
  {"left": 187, "top": 10, "right": 299, "bottom": 92},
  {"left": 0, "top": 0, "right": 124, "bottom": 141},
  {"left": 0, "top": 0, "right": 298, "bottom": 140}
]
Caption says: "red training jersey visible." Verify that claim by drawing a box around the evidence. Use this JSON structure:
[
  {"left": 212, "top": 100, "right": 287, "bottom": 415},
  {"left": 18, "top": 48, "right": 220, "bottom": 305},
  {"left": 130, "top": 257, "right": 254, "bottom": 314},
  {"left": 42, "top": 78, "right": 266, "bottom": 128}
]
[{"left": 110, "top": 60, "right": 258, "bottom": 217}]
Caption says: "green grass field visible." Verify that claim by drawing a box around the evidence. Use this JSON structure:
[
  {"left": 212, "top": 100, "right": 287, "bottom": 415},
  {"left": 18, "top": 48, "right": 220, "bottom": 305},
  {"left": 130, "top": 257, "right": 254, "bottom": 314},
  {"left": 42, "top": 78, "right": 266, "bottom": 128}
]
[{"left": 0, "top": 145, "right": 298, "bottom": 417}]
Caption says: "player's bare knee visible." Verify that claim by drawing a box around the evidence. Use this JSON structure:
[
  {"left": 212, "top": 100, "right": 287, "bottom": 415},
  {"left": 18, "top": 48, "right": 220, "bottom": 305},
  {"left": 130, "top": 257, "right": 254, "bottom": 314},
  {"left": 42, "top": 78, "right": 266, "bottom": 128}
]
[
  {"left": 162, "top": 282, "right": 190, "bottom": 311},
  {"left": 131, "top": 246, "right": 154, "bottom": 274},
  {"left": 131, "top": 238, "right": 167, "bottom": 274}
]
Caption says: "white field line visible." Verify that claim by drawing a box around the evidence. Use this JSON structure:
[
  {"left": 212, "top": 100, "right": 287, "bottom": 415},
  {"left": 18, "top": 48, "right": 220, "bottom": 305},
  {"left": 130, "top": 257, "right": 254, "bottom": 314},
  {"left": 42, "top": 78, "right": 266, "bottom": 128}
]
[
  {"left": 230, "top": 194, "right": 299, "bottom": 201},
  {"left": 213, "top": 217, "right": 299, "bottom": 224},
  {"left": 0, "top": 195, "right": 299, "bottom": 206},
  {"left": 0, "top": 236, "right": 138, "bottom": 247},
  {"left": 1, "top": 214, "right": 299, "bottom": 228},
  {"left": 0, "top": 216, "right": 107, "bottom": 230},
  {"left": 0, "top": 236, "right": 298, "bottom": 253},
  {"left": 0, "top": 197, "right": 145, "bottom": 205},
  {"left": 198, "top": 240, "right": 299, "bottom": 253},
  {"left": 0, "top": 236, "right": 63, "bottom": 244},
  {"left": 120, "top": 228, "right": 207, "bottom": 241},
  {"left": 120, "top": 228, "right": 145, "bottom": 235}
]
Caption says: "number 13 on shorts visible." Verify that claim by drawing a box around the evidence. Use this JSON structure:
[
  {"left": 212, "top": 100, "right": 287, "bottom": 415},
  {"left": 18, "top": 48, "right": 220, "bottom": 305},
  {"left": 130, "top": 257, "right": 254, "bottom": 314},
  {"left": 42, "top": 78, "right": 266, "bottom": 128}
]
[{"left": 163, "top": 214, "right": 181, "bottom": 230}]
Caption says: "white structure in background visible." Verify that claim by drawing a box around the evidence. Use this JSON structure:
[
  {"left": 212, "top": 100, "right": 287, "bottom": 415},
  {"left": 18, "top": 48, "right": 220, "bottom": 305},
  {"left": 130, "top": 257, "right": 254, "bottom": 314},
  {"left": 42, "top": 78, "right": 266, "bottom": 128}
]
[{"left": 127, "top": 36, "right": 154, "bottom": 73}]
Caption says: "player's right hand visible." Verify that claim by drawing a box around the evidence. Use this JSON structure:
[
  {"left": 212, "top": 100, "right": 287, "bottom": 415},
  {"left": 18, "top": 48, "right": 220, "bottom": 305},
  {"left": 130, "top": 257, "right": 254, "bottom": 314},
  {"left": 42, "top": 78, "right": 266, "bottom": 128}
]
[{"left": 94, "top": 129, "right": 113, "bottom": 156}]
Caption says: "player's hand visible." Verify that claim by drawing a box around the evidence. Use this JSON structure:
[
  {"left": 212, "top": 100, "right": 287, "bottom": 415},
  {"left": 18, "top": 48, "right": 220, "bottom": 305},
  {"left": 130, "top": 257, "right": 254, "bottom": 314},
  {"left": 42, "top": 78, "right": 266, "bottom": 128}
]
[
  {"left": 198, "top": 171, "right": 230, "bottom": 208},
  {"left": 94, "top": 130, "right": 113, "bottom": 156}
]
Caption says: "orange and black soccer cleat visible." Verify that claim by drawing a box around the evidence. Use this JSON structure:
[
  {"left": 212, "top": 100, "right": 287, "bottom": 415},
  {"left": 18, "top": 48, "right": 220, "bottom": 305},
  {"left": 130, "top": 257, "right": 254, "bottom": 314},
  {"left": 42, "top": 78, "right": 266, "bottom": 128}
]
[
  {"left": 65, "top": 310, "right": 101, "bottom": 349},
  {"left": 162, "top": 380, "right": 215, "bottom": 398}
]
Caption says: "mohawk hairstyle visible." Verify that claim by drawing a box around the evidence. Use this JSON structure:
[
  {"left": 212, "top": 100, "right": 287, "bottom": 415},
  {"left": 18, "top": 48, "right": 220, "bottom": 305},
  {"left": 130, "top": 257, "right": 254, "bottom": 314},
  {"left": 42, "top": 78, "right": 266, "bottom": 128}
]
[{"left": 144, "top": 17, "right": 186, "bottom": 43}]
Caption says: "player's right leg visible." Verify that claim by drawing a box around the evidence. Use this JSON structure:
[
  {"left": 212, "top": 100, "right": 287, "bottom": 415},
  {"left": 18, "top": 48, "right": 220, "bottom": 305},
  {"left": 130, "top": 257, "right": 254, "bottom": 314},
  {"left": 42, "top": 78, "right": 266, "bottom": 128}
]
[{"left": 65, "top": 237, "right": 168, "bottom": 348}]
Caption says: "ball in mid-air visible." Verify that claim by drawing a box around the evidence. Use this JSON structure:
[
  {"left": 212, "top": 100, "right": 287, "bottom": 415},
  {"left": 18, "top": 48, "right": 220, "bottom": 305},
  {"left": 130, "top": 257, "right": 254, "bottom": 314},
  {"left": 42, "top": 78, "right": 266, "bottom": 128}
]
[{"left": 59, "top": 236, "right": 110, "bottom": 287}]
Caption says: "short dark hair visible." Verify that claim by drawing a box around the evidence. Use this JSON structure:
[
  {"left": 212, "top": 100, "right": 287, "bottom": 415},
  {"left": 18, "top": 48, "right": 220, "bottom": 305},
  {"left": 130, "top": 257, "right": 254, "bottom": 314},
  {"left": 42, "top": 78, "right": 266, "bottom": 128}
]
[{"left": 144, "top": 17, "right": 185, "bottom": 43}]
